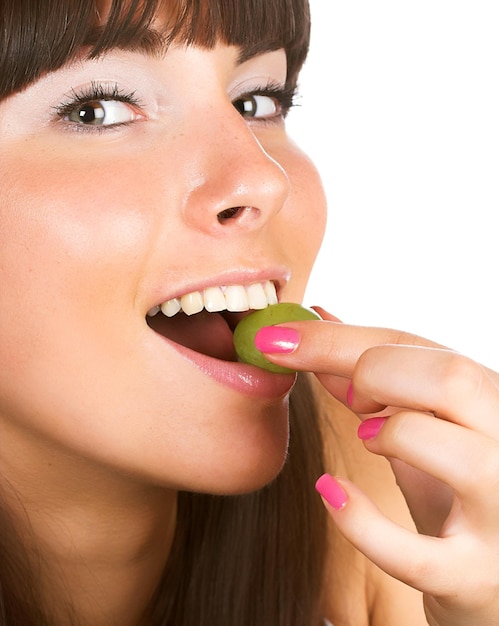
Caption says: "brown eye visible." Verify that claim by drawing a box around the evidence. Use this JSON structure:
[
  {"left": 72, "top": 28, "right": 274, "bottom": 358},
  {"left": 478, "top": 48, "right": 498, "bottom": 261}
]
[
  {"left": 67, "top": 100, "right": 136, "bottom": 126},
  {"left": 233, "top": 94, "right": 279, "bottom": 119}
]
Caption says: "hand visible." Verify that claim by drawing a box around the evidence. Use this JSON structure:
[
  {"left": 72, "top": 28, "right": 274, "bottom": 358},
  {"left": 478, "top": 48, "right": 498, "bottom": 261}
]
[{"left": 256, "top": 307, "right": 499, "bottom": 626}]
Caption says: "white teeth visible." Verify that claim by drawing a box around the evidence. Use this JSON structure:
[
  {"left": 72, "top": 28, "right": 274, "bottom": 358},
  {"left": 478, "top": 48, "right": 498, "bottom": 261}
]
[
  {"left": 148, "top": 280, "right": 278, "bottom": 318},
  {"left": 203, "top": 286, "right": 227, "bottom": 312},
  {"left": 245, "top": 282, "right": 268, "bottom": 309},
  {"left": 180, "top": 291, "right": 204, "bottom": 316},
  {"left": 161, "top": 298, "right": 181, "bottom": 318},
  {"left": 224, "top": 285, "right": 249, "bottom": 312},
  {"left": 264, "top": 280, "right": 279, "bottom": 305}
]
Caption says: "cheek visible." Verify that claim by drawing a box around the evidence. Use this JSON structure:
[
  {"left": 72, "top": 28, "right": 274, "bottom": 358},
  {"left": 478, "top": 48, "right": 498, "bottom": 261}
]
[
  {"left": 0, "top": 151, "right": 156, "bottom": 383},
  {"left": 277, "top": 145, "right": 327, "bottom": 291},
  {"left": 0, "top": 140, "right": 308, "bottom": 489},
  {"left": 0, "top": 150, "right": 151, "bottom": 294}
]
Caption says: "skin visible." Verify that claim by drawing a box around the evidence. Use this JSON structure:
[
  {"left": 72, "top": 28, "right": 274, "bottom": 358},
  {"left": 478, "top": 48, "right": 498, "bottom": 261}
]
[
  {"left": 1, "top": 16, "right": 496, "bottom": 626},
  {"left": 0, "top": 44, "right": 325, "bottom": 624},
  {"left": 260, "top": 310, "right": 499, "bottom": 626}
]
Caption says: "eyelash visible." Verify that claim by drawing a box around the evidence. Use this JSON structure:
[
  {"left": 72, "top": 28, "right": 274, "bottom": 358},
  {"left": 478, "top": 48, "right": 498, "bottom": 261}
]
[
  {"left": 233, "top": 82, "right": 299, "bottom": 122},
  {"left": 53, "top": 81, "right": 298, "bottom": 133},
  {"left": 53, "top": 82, "right": 143, "bottom": 133}
]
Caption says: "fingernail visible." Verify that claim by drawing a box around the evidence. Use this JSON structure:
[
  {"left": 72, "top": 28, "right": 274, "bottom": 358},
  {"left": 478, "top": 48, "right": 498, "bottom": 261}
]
[
  {"left": 346, "top": 382, "right": 354, "bottom": 407},
  {"left": 254, "top": 326, "right": 300, "bottom": 354},
  {"left": 357, "top": 417, "right": 388, "bottom": 440},
  {"left": 315, "top": 474, "right": 348, "bottom": 510}
]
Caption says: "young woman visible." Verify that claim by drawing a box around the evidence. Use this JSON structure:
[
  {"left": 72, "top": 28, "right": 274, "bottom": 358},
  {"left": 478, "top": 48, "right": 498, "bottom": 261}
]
[{"left": 1, "top": 1, "right": 498, "bottom": 625}]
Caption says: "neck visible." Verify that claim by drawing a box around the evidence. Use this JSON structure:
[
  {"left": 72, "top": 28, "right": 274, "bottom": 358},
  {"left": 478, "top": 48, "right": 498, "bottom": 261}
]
[{"left": 0, "top": 433, "right": 178, "bottom": 626}]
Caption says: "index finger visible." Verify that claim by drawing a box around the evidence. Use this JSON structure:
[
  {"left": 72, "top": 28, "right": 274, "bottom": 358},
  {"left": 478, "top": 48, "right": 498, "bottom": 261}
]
[{"left": 263, "top": 306, "right": 445, "bottom": 377}]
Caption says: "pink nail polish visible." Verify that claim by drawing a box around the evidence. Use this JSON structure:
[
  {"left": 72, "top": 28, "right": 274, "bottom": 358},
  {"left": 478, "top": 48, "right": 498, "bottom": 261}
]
[
  {"left": 315, "top": 474, "right": 348, "bottom": 510},
  {"left": 357, "top": 417, "right": 387, "bottom": 440},
  {"left": 254, "top": 326, "right": 300, "bottom": 354}
]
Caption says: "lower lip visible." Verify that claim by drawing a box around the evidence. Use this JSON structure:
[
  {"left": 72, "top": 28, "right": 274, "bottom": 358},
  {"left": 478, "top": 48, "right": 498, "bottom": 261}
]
[{"left": 159, "top": 336, "right": 297, "bottom": 399}]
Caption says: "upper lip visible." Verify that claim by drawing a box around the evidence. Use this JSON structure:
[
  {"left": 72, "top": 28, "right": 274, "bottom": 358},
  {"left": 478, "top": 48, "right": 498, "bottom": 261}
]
[{"left": 146, "top": 266, "right": 290, "bottom": 312}]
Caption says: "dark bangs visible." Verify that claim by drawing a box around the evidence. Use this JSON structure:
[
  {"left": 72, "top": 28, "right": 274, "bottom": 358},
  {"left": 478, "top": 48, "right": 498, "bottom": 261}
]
[{"left": 0, "top": 0, "right": 310, "bottom": 101}]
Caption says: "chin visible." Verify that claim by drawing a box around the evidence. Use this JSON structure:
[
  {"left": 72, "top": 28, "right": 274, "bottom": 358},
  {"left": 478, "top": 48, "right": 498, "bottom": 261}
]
[
  {"left": 177, "top": 399, "right": 291, "bottom": 496},
  {"left": 216, "top": 450, "right": 288, "bottom": 496}
]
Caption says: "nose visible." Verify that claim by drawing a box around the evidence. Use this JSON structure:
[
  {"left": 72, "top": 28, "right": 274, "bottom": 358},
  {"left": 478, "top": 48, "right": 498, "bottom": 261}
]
[{"left": 179, "top": 104, "right": 290, "bottom": 235}]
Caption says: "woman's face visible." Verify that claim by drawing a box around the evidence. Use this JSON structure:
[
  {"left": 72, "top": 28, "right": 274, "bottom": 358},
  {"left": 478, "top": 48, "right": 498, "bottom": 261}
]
[{"left": 0, "top": 42, "right": 326, "bottom": 494}]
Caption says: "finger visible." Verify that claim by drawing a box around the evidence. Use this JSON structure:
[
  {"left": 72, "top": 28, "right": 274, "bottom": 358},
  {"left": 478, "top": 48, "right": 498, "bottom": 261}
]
[
  {"left": 315, "top": 474, "right": 461, "bottom": 597},
  {"left": 258, "top": 314, "right": 444, "bottom": 378},
  {"left": 316, "top": 474, "right": 498, "bottom": 618},
  {"left": 257, "top": 310, "right": 499, "bottom": 431},
  {"left": 258, "top": 315, "right": 443, "bottom": 410},
  {"left": 360, "top": 411, "right": 499, "bottom": 527},
  {"left": 351, "top": 344, "right": 499, "bottom": 438},
  {"left": 314, "top": 305, "right": 499, "bottom": 394}
]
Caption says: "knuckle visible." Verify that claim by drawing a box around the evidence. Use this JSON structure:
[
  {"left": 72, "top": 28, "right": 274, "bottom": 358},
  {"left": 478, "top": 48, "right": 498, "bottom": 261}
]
[{"left": 436, "top": 353, "right": 485, "bottom": 409}]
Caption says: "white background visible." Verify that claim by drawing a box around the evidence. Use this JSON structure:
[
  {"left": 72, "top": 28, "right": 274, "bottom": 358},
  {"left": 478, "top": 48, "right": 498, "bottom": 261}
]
[{"left": 287, "top": 0, "right": 499, "bottom": 371}]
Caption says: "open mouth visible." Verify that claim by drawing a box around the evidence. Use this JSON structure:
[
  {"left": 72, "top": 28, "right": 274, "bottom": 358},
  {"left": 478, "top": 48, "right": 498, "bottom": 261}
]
[{"left": 146, "top": 280, "right": 278, "bottom": 361}]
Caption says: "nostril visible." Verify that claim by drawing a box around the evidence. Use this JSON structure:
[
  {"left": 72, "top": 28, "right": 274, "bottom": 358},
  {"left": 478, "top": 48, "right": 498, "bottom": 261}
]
[{"left": 217, "top": 206, "right": 246, "bottom": 223}]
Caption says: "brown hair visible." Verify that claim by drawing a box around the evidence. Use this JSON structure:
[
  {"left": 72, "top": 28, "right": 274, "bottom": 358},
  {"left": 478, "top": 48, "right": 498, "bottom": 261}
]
[
  {"left": 0, "top": 0, "right": 310, "bottom": 100},
  {"left": 0, "top": 2, "right": 329, "bottom": 624}
]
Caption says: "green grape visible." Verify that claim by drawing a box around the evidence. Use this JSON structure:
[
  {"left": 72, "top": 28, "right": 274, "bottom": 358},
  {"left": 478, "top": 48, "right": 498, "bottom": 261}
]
[{"left": 233, "top": 302, "right": 320, "bottom": 373}]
